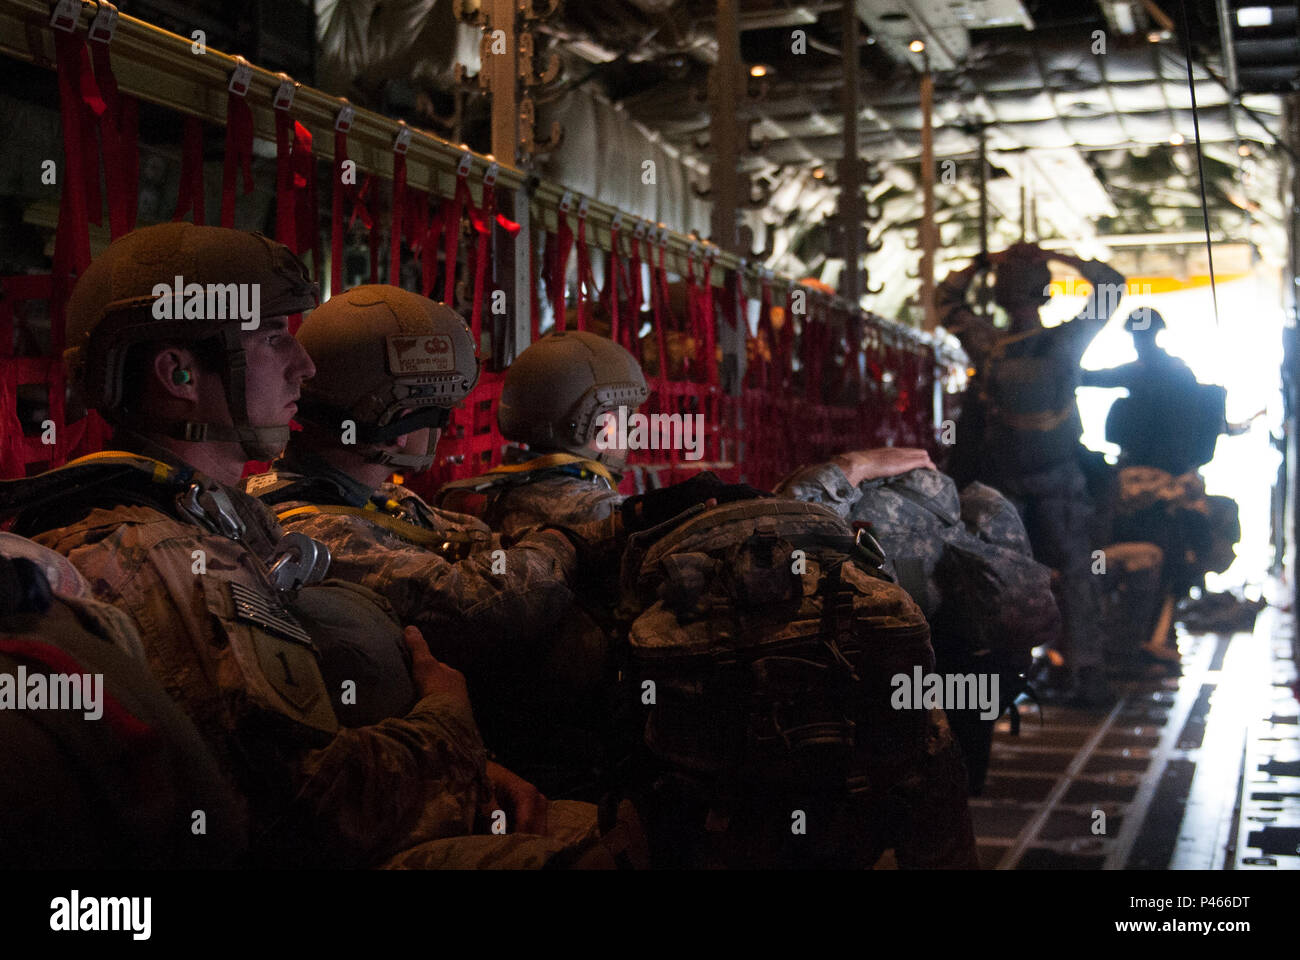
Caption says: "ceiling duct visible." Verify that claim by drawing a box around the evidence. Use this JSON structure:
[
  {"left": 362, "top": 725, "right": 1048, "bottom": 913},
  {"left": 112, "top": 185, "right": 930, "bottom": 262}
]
[
  {"left": 854, "top": 0, "right": 1034, "bottom": 71},
  {"left": 737, "top": 4, "right": 824, "bottom": 31}
]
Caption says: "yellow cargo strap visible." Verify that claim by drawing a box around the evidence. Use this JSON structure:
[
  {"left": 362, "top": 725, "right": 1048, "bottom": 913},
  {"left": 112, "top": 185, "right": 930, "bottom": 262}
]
[
  {"left": 480, "top": 452, "right": 616, "bottom": 486},
  {"left": 276, "top": 503, "right": 491, "bottom": 551}
]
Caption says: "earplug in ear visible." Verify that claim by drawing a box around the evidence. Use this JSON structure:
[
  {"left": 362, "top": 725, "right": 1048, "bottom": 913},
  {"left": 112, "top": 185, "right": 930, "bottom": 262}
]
[{"left": 172, "top": 369, "right": 192, "bottom": 385}]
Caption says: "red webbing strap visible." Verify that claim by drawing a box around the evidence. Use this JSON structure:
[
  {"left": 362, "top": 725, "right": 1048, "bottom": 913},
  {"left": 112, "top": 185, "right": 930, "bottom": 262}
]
[
  {"left": 651, "top": 239, "right": 673, "bottom": 380},
  {"left": 604, "top": 220, "right": 622, "bottom": 343},
  {"left": 293, "top": 122, "right": 321, "bottom": 281},
  {"left": 470, "top": 199, "right": 487, "bottom": 340},
  {"left": 53, "top": 30, "right": 97, "bottom": 277},
  {"left": 648, "top": 235, "right": 672, "bottom": 414},
  {"left": 331, "top": 125, "right": 349, "bottom": 293},
  {"left": 469, "top": 179, "right": 519, "bottom": 341},
  {"left": 76, "top": 45, "right": 104, "bottom": 229},
  {"left": 627, "top": 229, "right": 644, "bottom": 330},
  {"left": 349, "top": 176, "right": 374, "bottom": 231},
  {"left": 51, "top": 29, "right": 107, "bottom": 469},
  {"left": 88, "top": 38, "right": 133, "bottom": 238},
  {"left": 699, "top": 255, "right": 717, "bottom": 386},
  {"left": 547, "top": 208, "right": 574, "bottom": 331},
  {"left": 172, "top": 116, "right": 205, "bottom": 225},
  {"left": 389, "top": 148, "right": 406, "bottom": 286},
  {"left": 274, "top": 105, "right": 296, "bottom": 251},
  {"left": 684, "top": 247, "right": 699, "bottom": 380},
  {"left": 575, "top": 213, "right": 593, "bottom": 330},
  {"left": 220, "top": 89, "right": 254, "bottom": 228}
]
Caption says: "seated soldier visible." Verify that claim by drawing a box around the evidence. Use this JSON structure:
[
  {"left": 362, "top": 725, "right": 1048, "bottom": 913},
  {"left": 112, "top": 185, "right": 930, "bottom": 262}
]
[
  {"left": 0, "top": 223, "right": 617, "bottom": 869},
  {"left": 244, "top": 286, "right": 640, "bottom": 809},
  {"left": 435, "top": 330, "right": 980, "bottom": 869},
  {"left": 435, "top": 329, "right": 643, "bottom": 532}
]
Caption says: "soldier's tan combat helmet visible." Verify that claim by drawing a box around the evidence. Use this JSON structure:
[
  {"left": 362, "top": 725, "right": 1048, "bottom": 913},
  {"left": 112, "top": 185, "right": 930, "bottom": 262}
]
[
  {"left": 294, "top": 285, "right": 479, "bottom": 470},
  {"left": 66, "top": 222, "right": 319, "bottom": 460},
  {"left": 498, "top": 329, "right": 649, "bottom": 465}
]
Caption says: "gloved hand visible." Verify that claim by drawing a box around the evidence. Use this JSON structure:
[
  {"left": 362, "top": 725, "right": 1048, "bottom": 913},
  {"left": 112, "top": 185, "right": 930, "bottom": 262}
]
[{"left": 620, "top": 471, "right": 769, "bottom": 532}]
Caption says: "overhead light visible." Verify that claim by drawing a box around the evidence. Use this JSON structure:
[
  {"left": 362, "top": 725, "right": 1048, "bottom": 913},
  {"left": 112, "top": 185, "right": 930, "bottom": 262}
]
[
  {"left": 1238, "top": 143, "right": 1252, "bottom": 156},
  {"left": 1169, "top": 132, "right": 1185, "bottom": 145},
  {"left": 909, "top": 39, "right": 926, "bottom": 53},
  {"left": 812, "top": 167, "right": 826, "bottom": 180},
  {"left": 1236, "top": 7, "right": 1273, "bottom": 27},
  {"left": 1146, "top": 30, "right": 1170, "bottom": 43},
  {"left": 750, "top": 64, "right": 769, "bottom": 78}
]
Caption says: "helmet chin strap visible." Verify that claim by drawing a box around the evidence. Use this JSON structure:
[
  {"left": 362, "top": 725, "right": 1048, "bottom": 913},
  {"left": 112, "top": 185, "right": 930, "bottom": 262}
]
[
  {"left": 167, "top": 421, "right": 292, "bottom": 462},
  {"left": 367, "top": 448, "right": 435, "bottom": 471}
]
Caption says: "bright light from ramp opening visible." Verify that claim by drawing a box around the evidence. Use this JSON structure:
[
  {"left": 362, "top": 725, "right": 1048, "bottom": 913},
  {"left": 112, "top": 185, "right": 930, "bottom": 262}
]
[{"left": 1236, "top": 7, "right": 1273, "bottom": 27}]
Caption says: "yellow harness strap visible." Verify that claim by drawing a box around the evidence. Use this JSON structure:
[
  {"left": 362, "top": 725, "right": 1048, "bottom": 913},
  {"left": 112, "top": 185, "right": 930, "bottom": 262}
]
[
  {"left": 481, "top": 452, "right": 616, "bottom": 486},
  {"left": 276, "top": 503, "right": 490, "bottom": 550},
  {"left": 65, "top": 450, "right": 177, "bottom": 484}
]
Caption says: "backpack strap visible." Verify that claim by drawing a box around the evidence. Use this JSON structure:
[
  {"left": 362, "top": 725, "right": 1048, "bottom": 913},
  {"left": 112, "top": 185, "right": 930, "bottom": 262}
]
[
  {"left": 0, "top": 451, "right": 253, "bottom": 541},
  {"left": 439, "top": 453, "right": 616, "bottom": 495}
]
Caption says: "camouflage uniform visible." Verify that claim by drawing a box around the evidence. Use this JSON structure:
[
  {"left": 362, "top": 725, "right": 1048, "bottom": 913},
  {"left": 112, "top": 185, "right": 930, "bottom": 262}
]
[
  {"left": 776, "top": 461, "right": 867, "bottom": 522},
  {"left": 1, "top": 443, "right": 591, "bottom": 869},
  {"left": 246, "top": 451, "right": 586, "bottom": 673},
  {"left": 0, "top": 533, "right": 246, "bottom": 868},
  {"left": 436, "top": 445, "right": 628, "bottom": 538},
  {"left": 937, "top": 258, "right": 1124, "bottom": 679},
  {"left": 246, "top": 451, "right": 621, "bottom": 798}
]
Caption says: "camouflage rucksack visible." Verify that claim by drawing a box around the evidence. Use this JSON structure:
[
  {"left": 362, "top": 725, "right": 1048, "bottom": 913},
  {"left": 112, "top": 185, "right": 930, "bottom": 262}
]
[
  {"left": 849, "top": 469, "right": 1059, "bottom": 711},
  {"left": 612, "top": 498, "right": 967, "bottom": 868}
]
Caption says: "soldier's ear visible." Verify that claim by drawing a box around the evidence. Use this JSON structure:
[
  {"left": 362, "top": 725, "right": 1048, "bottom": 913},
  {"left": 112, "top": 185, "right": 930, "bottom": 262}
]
[{"left": 155, "top": 347, "right": 200, "bottom": 401}]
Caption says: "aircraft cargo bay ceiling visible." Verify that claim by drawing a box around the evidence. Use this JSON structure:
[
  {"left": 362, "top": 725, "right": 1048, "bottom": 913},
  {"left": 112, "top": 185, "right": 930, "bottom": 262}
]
[{"left": 308, "top": 0, "right": 1293, "bottom": 321}]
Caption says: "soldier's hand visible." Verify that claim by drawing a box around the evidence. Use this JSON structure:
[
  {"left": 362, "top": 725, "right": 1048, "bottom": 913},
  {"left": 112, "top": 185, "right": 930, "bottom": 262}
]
[
  {"left": 486, "top": 760, "right": 549, "bottom": 836},
  {"left": 833, "top": 447, "right": 935, "bottom": 486},
  {"left": 403, "top": 626, "right": 470, "bottom": 706}
]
